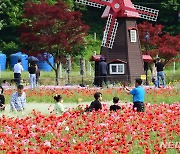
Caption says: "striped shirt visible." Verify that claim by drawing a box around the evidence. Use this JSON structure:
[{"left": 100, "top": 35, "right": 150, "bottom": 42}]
[{"left": 10, "top": 92, "right": 26, "bottom": 111}]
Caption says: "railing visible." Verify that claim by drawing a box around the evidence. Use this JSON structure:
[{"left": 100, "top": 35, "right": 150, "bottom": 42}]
[{"left": 0, "top": 74, "right": 179, "bottom": 87}]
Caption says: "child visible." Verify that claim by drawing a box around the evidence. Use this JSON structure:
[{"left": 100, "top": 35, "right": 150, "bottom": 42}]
[
  {"left": 1, "top": 80, "right": 10, "bottom": 87},
  {"left": 85, "top": 92, "right": 102, "bottom": 112},
  {"left": 9, "top": 79, "right": 16, "bottom": 89},
  {"left": 54, "top": 94, "right": 64, "bottom": 114},
  {"left": 110, "top": 97, "right": 121, "bottom": 111}
]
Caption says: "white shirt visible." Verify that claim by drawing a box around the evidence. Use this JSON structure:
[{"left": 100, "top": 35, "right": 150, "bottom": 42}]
[{"left": 14, "top": 63, "right": 24, "bottom": 73}]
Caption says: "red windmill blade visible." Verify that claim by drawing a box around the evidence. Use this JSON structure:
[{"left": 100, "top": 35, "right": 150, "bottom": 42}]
[{"left": 75, "top": 0, "right": 159, "bottom": 49}]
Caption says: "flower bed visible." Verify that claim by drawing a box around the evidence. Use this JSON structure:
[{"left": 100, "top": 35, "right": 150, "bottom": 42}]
[
  {"left": 3, "top": 86, "right": 180, "bottom": 104},
  {"left": 0, "top": 103, "right": 180, "bottom": 153}
]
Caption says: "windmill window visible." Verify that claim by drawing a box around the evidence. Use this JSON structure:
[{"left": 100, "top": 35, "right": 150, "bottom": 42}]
[
  {"left": 130, "top": 30, "right": 137, "bottom": 42},
  {"left": 109, "top": 64, "right": 125, "bottom": 74}
]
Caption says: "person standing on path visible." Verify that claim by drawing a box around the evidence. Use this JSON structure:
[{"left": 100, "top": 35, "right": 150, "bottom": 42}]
[
  {"left": 35, "top": 64, "right": 40, "bottom": 86},
  {"left": 14, "top": 59, "right": 24, "bottom": 86},
  {"left": 28, "top": 62, "right": 36, "bottom": 90},
  {"left": 155, "top": 58, "right": 166, "bottom": 88},
  {"left": 98, "top": 57, "right": 108, "bottom": 88}
]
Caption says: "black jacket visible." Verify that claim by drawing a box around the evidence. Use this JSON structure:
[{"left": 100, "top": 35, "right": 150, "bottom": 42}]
[
  {"left": 28, "top": 65, "right": 36, "bottom": 74},
  {"left": 85, "top": 100, "right": 102, "bottom": 112},
  {"left": 0, "top": 94, "right": 5, "bottom": 110},
  {"left": 110, "top": 105, "right": 121, "bottom": 111},
  {"left": 99, "top": 61, "right": 108, "bottom": 75},
  {"left": 155, "top": 62, "right": 164, "bottom": 72}
]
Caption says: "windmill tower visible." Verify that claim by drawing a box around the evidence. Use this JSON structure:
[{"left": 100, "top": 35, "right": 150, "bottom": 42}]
[{"left": 76, "top": 0, "right": 159, "bottom": 83}]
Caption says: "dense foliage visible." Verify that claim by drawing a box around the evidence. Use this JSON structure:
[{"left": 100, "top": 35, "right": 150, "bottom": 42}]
[
  {"left": 138, "top": 22, "right": 180, "bottom": 64},
  {"left": 0, "top": 0, "right": 26, "bottom": 56},
  {"left": 0, "top": 0, "right": 179, "bottom": 61}
]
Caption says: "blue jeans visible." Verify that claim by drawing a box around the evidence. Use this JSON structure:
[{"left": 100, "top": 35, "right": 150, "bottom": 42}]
[
  {"left": 157, "top": 71, "right": 166, "bottom": 88},
  {"left": 30, "top": 74, "right": 36, "bottom": 89}
]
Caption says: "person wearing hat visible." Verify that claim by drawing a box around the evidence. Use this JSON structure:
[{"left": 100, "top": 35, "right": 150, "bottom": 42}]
[{"left": 98, "top": 57, "right": 108, "bottom": 88}]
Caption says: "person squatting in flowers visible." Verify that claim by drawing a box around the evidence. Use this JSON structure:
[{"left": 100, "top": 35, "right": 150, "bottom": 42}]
[
  {"left": 54, "top": 94, "right": 64, "bottom": 114},
  {"left": 110, "top": 96, "right": 121, "bottom": 112},
  {"left": 10, "top": 85, "right": 26, "bottom": 112},
  {"left": 85, "top": 92, "right": 102, "bottom": 112}
]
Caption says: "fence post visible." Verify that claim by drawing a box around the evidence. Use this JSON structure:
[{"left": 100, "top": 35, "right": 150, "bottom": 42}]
[
  {"left": 94, "top": 32, "right": 96, "bottom": 41},
  {"left": 59, "top": 62, "right": 62, "bottom": 78},
  {"left": 87, "top": 61, "right": 92, "bottom": 76},
  {"left": 173, "top": 62, "right": 176, "bottom": 74}
]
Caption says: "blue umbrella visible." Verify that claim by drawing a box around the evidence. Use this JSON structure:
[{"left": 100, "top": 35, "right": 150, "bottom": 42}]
[{"left": 26, "top": 56, "right": 39, "bottom": 62}]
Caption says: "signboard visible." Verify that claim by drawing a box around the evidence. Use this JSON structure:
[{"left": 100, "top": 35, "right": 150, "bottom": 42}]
[{"left": 141, "top": 75, "right": 146, "bottom": 80}]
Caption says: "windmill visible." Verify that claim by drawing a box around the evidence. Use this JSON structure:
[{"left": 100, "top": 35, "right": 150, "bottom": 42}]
[{"left": 76, "top": 0, "right": 159, "bottom": 83}]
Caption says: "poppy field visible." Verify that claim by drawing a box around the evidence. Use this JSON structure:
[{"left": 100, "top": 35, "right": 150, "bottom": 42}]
[
  {"left": 0, "top": 86, "right": 180, "bottom": 153},
  {"left": 0, "top": 103, "right": 180, "bottom": 153}
]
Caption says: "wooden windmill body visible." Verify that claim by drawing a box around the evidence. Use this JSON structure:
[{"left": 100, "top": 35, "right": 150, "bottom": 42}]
[{"left": 76, "top": 0, "right": 159, "bottom": 83}]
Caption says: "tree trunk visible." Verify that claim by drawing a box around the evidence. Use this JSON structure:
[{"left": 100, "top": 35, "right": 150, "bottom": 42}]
[{"left": 55, "top": 63, "right": 60, "bottom": 85}]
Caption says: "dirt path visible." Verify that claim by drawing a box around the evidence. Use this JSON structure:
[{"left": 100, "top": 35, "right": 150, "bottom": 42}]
[{"left": 1, "top": 101, "right": 123, "bottom": 117}]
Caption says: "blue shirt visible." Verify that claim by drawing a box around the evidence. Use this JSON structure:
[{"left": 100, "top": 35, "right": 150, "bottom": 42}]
[{"left": 130, "top": 86, "right": 145, "bottom": 103}]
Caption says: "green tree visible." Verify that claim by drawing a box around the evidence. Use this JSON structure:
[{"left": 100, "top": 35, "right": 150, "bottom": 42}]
[
  {"left": 133, "top": 0, "right": 180, "bottom": 35},
  {"left": 0, "top": 0, "right": 26, "bottom": 56}
]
